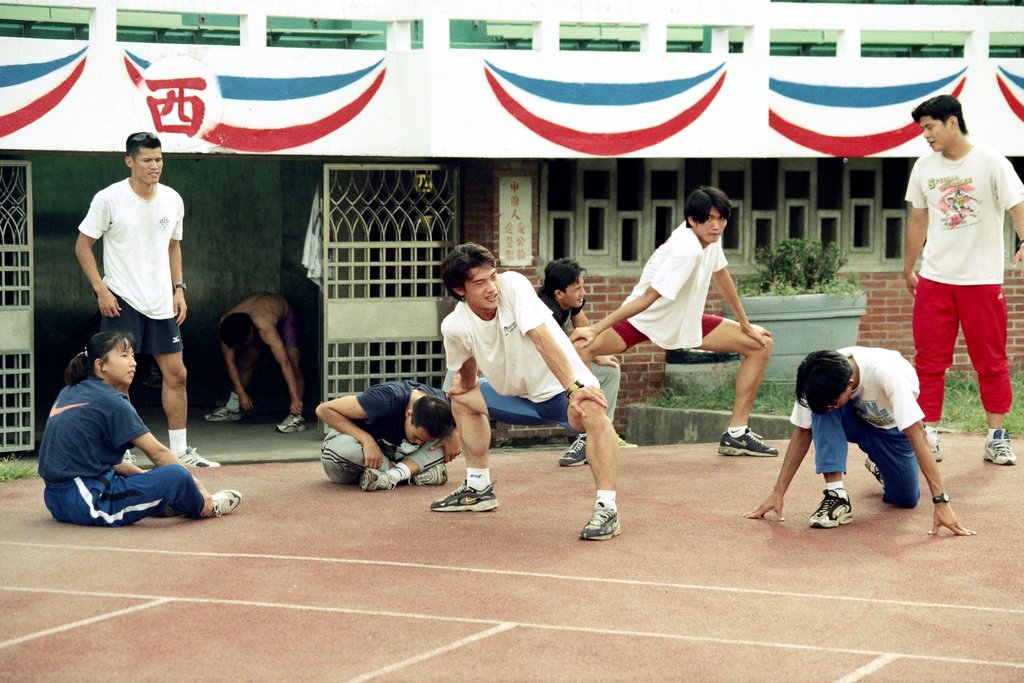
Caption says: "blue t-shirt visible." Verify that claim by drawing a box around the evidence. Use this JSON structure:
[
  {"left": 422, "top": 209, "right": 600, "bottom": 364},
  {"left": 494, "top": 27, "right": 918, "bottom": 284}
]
[
  {"left": 37, "top": 377, "right": 149, "bottom": 482},
  {"left": 355, "top": 380, "right": 446, "bottom": 452}
]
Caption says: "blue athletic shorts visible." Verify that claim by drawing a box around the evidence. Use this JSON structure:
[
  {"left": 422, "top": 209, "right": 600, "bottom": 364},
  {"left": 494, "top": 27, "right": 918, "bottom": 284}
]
[
  {"left": 479, "top": 379, "right": 577, "bottom": 432},
  {"left": 101, "top": 293, "right": 183, "bottom": 355}
]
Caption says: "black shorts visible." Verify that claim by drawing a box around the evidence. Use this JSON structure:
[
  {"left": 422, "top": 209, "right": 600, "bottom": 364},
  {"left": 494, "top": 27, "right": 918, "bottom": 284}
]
[{"left": 100, "top": 293, "right": 184, "bottom": 355}]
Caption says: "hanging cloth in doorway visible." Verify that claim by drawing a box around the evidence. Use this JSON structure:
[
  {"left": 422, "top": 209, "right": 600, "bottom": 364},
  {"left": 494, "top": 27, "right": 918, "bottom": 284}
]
[{"left": 302, "top": 184, "right": 323, "bottom": 288}]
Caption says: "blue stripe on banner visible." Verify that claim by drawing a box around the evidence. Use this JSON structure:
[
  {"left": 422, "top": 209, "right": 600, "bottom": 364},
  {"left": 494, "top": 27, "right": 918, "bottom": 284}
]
[
  {"left": 769, "top": 68, "right": 966, "bottom": 108},
  {"left": 999, "top": 66, "right": 1024, "bottom": 90},
  {"left": 218, "top": 58, "right": 384, "bottom": 101},
  {"left": 124, "top": 49, "right": 150, "bottom": 70},
  {"left": 484, "top": 60, "right": 724, "bottom": 106},
  {"left": 0, "top": 47, "right": 87, "bottom": 88}
]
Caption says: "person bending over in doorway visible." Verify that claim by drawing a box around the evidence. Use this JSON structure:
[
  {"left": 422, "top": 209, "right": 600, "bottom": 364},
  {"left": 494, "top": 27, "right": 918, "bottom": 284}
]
[{"left": 205, "top": 292, "right": 307, "bottom": 434}]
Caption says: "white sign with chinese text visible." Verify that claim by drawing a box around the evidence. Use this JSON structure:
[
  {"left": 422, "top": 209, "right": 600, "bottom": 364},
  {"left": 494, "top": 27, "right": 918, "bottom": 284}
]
[{"left": 498, "top": 176, "right": 533, "bottom": 267}]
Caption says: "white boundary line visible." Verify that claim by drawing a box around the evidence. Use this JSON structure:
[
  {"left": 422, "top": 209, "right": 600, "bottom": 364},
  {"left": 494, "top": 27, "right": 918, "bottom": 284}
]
[
  {"left": 2, "top": 586, "right": 1023, "bottom": 674},
  {"left": 833, "top": 653, "right": 901, "bottom": 683},
  {"left": 0, "top": 598, "right": 170, "bottom": 651},
  {"left": 3, "top": 540, "right": 1023, "bottom": 617},
  {"left": 345, "top": 623, "right": 517, "bottom": 683}
]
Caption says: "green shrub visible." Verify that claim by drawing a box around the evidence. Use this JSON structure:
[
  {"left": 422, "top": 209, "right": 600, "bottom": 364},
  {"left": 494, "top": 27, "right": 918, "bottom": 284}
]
[{"left": 737, "top": 238, "right": 861, "bottom": 296}]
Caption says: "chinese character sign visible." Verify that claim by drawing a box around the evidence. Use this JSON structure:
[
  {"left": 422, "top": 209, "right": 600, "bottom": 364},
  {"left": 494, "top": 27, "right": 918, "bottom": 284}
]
[{"left": 498, "top": 176, "right": 533, "bottom": 267}]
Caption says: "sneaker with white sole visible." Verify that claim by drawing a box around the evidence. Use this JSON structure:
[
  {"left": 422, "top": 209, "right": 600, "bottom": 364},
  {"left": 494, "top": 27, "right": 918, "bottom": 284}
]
[
  {"left": 559, "top": 434, "right": 587, "bottom": 467},
  {"left": 579, "top": 503, "right": 621, "bottom": 540},
  {"left": 718, "top": 429, "right": 779, "bottom": 457},
  {"left": 809, "top": 489, "right": 852, "bottom": 529},
  {"left": 276, "top": 413, "right": 306, "bottom": 433},
  {"left": 410, "top": 462, "right": 448, "bottom": 486},
  {"left": 430, "top": 481, "right": 499, "bottom": 512},
  {"left": 205, "top": 404, "right": 242, "bottom": 422},
  {"left": 210, "top": 490, "right": 242, "bottom": 517},
  {"left": 178, "top": 447, "right": 220, "bottom": 468},
  {"left": 864, "top": 458, "right": 883, "bottom": 486},
  {"left": 122, "top": 449, "right": 137, "bottom": 466},
  {"left": 359, "top": 468, "right": 397, "bottom": 491},
  {"left": 925, "top": 425, "right": 941, "bottom": 462},
  {"left": 984, "top": 429, "right": 1016, "bottom": 466}
]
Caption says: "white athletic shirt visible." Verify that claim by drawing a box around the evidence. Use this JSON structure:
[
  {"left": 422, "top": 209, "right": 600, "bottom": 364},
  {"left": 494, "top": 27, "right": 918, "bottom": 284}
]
[
  {"left": 906, "top": 143, "right": 1024, "bottom": 285},
  {"left": 442, "top": 271, "right": 598, "bottom": 402},
  {"left": 78, "top": 178, "right": 184, "bottom": 319},
  {"left": 624, "top": 225, "right": 727, "bottom": 349},
  {"left": 790, "top": 346, "right": 924, "bottom": 432}
]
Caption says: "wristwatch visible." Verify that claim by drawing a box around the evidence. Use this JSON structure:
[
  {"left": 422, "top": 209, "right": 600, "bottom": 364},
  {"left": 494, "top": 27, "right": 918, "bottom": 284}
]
[
  {"left": 173, "top": 283, "right": 187, "bottom": 292},
  {"left": 564, "top": 380, "right": 585, "bottom": 398},
  {"left": 932, "top": 492, "right": 950, "bottom": 504}
]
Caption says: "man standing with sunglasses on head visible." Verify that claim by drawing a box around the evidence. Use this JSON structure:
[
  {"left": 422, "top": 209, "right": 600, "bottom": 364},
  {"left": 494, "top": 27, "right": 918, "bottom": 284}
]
[{"left": 74, "top": 132, "right": 218, "bottom": 468}]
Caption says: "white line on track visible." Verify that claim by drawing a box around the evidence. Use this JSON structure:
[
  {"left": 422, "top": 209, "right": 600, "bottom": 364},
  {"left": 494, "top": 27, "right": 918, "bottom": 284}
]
[
  {"left": 345, "top": 623, "right": 517, "bottom": 683},
  {"left": 0, "top": 597, "right": 169, "bottom": 650},
  {"left": 3, "top": 540, "right": 1023, "bottom": 617},
  {"left": 2, "top": 586, "right": 1023, "bottom": 672},
  {"left": 833, "top": 653, "right": 900, "bottom": 683}
]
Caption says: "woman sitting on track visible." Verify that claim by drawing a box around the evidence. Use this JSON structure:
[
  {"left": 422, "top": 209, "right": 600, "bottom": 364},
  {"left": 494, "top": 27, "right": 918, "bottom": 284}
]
[{"left": 37, "top": 331, "right": 242, "bottom": 527}]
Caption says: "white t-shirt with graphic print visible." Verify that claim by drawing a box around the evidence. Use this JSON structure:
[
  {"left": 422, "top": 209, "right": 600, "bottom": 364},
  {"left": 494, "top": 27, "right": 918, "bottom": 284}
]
[
  {"left": 442, "top": 271, "right": 597, "bottom": 403},
  {"left": 78, "top": 178, "right": 184, "bottom": 319},
  {"left": 790, "top": 346, "right": 924, "bottom": 433},
  {"left": 906, "top": 143, "right": 1024, "bottom": 286},
  {"left": 624, "top": 225, "right": 727, "bottom": 349}
]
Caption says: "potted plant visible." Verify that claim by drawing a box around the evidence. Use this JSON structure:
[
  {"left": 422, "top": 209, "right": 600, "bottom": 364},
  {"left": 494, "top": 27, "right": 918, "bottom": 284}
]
[{"left": 725, "top": 238, "right": 867, "bottom": 381}]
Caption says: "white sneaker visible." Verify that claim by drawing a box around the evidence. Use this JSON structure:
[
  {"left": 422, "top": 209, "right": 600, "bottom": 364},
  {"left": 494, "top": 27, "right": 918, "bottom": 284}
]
[
  {"left": 178, "top": 447, "right": 220, "bottom": 468},
  {"left": 925, "top": 425, "right": 941, "bottom": 462},
  {"left": 122, "top": 450, "right": 137, "bottom": 466},
  {"left": 276, "top": 413, "right": 306, "bottom": 433},
  {"left": 205, "top": 404, "right": 242, "bottom": 422},
  {"left": 211, "top": 490, "right": 242, "bottom": 516},
  {"left": 984, "top": 429, "right": 1016, "bottom": 466}
]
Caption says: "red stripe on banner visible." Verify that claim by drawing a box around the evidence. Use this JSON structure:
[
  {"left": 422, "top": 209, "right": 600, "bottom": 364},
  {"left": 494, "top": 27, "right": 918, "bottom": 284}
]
[
  {"left": 485, "top": 68, "right": 725, "bottom": 156},
  {"left": 769, "top": 78, "right": 966, "bottom": 157},
  {"left": 200, "top": 68, "right": 386, "bottom": 152},
  {"left": 996, "top": 74, "right": 1024, "bottom": 124},
  {"left": 0, "top": 58, "right": 86, "bottom": 137},
  {"left": 123, "top": 56, "right": 144, "bottom": 85}
]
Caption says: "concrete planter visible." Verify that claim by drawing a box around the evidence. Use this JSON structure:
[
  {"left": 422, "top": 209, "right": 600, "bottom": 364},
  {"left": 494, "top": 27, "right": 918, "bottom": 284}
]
[
  {"left": 727, "top": 292, "right": 867, "bottom": 382},
  {"left": 625, "top": 405, "right": 792, "bottom": 446}
]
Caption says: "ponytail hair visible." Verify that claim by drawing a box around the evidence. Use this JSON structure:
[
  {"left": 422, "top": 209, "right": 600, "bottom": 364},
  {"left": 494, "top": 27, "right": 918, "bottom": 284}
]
[{"left": 64, "top": 331, "right": 136, "bottom": 385}]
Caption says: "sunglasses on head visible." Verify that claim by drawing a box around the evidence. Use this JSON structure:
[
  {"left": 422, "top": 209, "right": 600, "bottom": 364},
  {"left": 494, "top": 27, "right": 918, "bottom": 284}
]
[{"left": 129, "top": 132, "right": 158, "bottom": 142}]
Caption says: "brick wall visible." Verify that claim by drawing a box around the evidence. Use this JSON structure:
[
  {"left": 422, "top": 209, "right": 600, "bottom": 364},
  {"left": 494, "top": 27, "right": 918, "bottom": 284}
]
[{"left": 458, "top": 160, "right": 1024, "bottom": 446}]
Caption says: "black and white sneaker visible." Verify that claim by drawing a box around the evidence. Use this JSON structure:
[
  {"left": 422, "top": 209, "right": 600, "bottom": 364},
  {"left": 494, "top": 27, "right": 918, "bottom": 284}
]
[
  {"left": 809, "top": 489, "right": 852, "bottom": 529},
  {"left": 579, "top": 503, "right": 621, "bottom": 540},
  {"left": 864, "top": 458, "right": 883, "bottom": 486},
  {"left": 718, "top": 429, "right": 779, "bottom": 457},
  {"left": 430, "top": 481, "right": 499, "bottom": 512},
  {"left": 559, "top": 434, "right": 587, "bottom": 467},
  {"left": 211, "top": 490, "right": 242, "bottom": 517}
]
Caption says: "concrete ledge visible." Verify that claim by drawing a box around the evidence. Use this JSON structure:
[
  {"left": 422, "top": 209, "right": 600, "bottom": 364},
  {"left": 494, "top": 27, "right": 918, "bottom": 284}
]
[{"left": 625, "top": 405, "right": 792, "bottom": 446}]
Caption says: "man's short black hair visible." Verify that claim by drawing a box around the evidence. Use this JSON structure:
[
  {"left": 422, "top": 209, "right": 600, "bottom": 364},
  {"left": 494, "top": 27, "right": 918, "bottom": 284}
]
[
  {"left": 441, "top": 243, "right": 496, "bottom": 301},
  {"left": 220, "top": 313, "right": 254, "bottom": 351},
  {"left": 410, "top": 395, "right": 455, "bottom": 440},
  {"left": 125, "top": 131, "right": 161, "bottom": 158},
  {"left": 684, "top": 186, "right": 732, "bottom": 224},
  {"left": 911, "top": 94, "right": 968, "bottom": 135},
  {"left": 541, "top": 258, "right": 585, "bottom": 296},
  {"left": 796, "top": 350, "right": 854, "bottom": 415}
]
